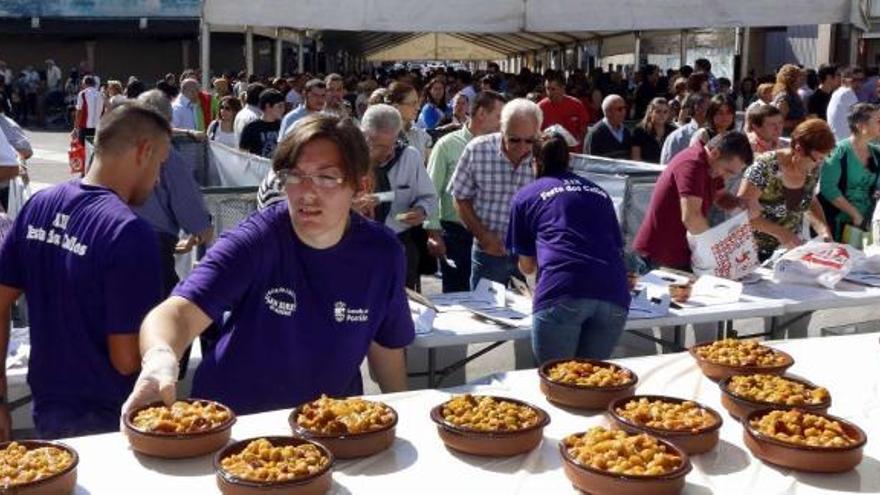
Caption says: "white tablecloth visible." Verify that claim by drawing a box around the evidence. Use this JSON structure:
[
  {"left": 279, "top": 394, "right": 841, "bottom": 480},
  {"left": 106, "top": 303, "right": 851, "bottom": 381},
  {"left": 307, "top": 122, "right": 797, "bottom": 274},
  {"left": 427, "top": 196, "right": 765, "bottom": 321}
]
[{"left": 60, "top": 333, "right": 880, "bottom": 494}]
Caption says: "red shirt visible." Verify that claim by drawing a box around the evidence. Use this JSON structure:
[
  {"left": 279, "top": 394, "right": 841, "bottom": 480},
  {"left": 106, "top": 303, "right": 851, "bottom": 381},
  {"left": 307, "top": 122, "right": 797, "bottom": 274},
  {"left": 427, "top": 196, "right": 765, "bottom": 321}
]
[
  {"left": 633, "top": 143, "right": 721, "bottom": 269},
  {"left": 539, "top": 95, "right": 589, "bottom": 149}
]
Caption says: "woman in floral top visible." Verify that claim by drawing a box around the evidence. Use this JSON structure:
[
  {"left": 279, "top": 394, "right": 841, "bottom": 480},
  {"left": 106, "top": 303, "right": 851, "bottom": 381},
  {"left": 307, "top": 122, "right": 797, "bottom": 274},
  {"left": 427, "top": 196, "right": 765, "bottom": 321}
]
[{"left": 738, "top": 119, "right": 836, "bottom": 261}]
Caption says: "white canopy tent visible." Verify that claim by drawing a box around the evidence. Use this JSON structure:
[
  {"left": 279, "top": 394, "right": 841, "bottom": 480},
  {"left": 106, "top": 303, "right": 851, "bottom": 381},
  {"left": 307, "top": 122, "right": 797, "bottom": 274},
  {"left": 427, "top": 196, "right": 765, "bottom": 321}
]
[
  {"left": 365, "top": 33, "right": 507, "bottom": 61},
  {"left": 203, "top": 0, "right": 867, "bottom": 32},
  {"left": 198, "top": 0, "right": 868, "bottom": 86}
]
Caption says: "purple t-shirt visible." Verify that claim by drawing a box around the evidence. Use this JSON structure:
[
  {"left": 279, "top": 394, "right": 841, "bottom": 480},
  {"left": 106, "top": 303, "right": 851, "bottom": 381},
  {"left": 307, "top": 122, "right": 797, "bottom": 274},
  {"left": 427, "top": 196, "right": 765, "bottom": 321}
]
[
  {"left": 0, "top": 180, "right": 161, "bottom": 413},
  {"left": 507, "top": 172, "right": 630, "bottom": 312},
  {"left": 174, "top": 202, "right": 415, "bottom": 415}
]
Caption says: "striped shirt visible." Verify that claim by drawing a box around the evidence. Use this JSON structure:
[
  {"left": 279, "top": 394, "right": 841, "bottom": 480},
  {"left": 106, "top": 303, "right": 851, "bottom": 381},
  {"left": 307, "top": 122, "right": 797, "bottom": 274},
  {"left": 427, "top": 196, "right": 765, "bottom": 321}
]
[{"left": 449, "top": 133, "right": 534, "bottom": 246}]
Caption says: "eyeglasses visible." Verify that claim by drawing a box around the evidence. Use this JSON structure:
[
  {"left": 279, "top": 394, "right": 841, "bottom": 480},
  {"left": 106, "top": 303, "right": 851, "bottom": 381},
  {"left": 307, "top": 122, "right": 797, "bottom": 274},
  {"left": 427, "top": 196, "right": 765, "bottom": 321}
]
[
  {"left": 505, "top": 136, "right": 538, "bottom": 145},
  {"left": 220, "top": 106, "right": 233, "bottom": 111},
  {"left": 279, "top": 169, "right": 345, "bottom": 189}
]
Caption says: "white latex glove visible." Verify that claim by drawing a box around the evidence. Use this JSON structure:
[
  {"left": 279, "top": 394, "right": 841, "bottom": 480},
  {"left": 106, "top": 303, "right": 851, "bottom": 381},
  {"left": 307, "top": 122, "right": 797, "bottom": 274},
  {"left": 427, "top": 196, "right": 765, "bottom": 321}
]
[{"left": 120, "top": 344, "right": 179, "bottom": 430}]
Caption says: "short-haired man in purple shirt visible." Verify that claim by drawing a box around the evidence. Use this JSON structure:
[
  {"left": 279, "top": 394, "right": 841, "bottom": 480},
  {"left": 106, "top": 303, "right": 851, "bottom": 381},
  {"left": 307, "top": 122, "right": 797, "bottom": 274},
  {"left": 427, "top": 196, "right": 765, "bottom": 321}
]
[{"left": 0, "top": 104, "right": 170, "bottom": 439}]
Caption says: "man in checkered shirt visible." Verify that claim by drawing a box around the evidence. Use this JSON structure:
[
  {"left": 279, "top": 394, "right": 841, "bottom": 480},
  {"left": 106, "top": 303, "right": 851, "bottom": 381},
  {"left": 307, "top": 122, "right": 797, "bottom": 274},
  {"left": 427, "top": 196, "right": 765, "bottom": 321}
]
[{"left": 450, "top": 98, "right": 541, "bottom": 289}]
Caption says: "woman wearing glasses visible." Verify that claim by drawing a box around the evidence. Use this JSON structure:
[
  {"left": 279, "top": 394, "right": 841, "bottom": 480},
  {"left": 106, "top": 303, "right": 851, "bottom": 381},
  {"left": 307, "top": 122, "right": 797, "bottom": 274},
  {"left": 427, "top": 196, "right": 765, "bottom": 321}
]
[
  {"left": 121, "top": 114, "right": 415, "bottom": 416},
  {"left": 737, "top": 118, "right": 836, "bottom": 262},
  {"left": 206, "top": 95, "right": 241, "bottom": 148}
]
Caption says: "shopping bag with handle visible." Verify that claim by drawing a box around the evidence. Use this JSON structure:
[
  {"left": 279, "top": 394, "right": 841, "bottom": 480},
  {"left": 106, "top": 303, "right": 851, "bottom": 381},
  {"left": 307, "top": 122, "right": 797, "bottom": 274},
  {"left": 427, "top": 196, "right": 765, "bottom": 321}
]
[
  {"left": 687, "top": 211, "right": 760, "bottom": 280},
  {"left": 68, "top": 139, "right": 85, "bottom": 175}
]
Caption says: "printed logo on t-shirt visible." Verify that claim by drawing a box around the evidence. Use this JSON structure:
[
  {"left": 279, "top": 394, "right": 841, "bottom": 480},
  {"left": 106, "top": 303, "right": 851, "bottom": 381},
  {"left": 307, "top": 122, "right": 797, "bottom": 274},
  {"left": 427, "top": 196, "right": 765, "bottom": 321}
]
[
  {"left": 333, "top": 301, "right": 369, "bottom": 323},
  {"left": 265, "top": 287, "right": 297, "bottom": 316},
  {"left": 538, "top": 178, "right": 609, "bottom": 202},
  {"left": 25, "top": 213, "right": 88, "bottom": 256}
]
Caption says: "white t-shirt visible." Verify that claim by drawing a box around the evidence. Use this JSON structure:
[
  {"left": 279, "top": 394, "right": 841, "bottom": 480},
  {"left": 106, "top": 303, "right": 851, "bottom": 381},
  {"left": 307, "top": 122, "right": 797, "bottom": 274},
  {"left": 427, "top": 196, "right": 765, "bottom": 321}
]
[
  {"left": 827, "top": 86, "right": 859, "bottom": 141},
  {"left": 233, "top": 105, "right": 262, "bottom": 142},
  {"left": 212, "top": 127, "right": 238, "bottom": 149},
  {"left": 75, "top": 87, "right": 105, "bottom": 129}
]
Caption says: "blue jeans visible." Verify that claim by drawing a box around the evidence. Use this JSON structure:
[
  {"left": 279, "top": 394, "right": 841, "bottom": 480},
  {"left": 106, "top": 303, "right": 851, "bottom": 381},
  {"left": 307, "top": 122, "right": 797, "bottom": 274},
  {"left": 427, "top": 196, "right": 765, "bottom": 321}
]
[
  {"left": 470, "top": 245, "right": 520, "bottom": 290},
  {"left": 441, "top": 221, "right": 473, "bottom": 293},
  {"left": 532, "top": 297, "right": 628, "bottom": 363}
]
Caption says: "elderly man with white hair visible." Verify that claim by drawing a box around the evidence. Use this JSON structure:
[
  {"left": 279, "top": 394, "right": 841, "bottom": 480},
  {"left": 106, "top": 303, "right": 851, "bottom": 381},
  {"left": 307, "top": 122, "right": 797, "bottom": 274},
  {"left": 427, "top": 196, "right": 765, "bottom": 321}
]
[
  {"left": 171, "top": 78, "right": 211, "bottom": 131},
  {"left": 450, "top": 98, "right": 540, "bottom": 288},
  {"left": 354, "top": 104, "right": 438, "bottom": 291},
  {"left": 583, "top": 94, "right": 632, "bottom": 159}
]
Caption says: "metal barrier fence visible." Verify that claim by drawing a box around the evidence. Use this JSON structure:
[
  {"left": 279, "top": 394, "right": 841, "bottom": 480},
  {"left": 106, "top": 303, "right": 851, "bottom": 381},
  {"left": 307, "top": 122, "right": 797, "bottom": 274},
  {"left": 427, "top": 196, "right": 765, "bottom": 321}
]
[{"left": 201, "top": 186, "right": 259, "bottom": 242}]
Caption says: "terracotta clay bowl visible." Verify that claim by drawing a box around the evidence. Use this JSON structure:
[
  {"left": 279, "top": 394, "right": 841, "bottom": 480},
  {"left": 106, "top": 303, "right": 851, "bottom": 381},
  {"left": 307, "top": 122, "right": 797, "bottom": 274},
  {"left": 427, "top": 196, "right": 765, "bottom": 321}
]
[
  {"left": 214, "top": 436, "right": 334, "bottom": 495},
  {"left": 0, "top": 440, "right": 78, "bottom": 495},
  {"left": 538, "top": 358, "right": 638, "bottom": 410},
  {"left": 559, "top": 432, "right": 692, "bottom": 495},
  {"left": 124, "top": 399, "right": 236, "bottom": 459},
  {"left": 689, "top": 342, "right": 794, "bottom": 382},
  {"left": 289, "top": 401, "right": 398, "bottom": 459},
  {"left": 743, "top": 408, "right": 867, "bottom": 473},
  {"left": 608, "top": 395, "right": 723, "bottom": 455},
  {"left": 718, "top": 374, "right": 831, "bottom": 420},
  {"left": 430, "top": 396, "right": 550, "bottom": 457}
]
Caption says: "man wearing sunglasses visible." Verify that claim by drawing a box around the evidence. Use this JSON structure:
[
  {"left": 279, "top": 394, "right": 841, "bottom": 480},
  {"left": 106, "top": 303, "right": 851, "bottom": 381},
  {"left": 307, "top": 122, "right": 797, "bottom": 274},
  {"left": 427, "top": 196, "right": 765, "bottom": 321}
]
[
  {"left": 450, "top": 98, "right": 539, "bottom": 289},
  {"left": 584, "top": 94, "right": 633, "bottom": 160}
]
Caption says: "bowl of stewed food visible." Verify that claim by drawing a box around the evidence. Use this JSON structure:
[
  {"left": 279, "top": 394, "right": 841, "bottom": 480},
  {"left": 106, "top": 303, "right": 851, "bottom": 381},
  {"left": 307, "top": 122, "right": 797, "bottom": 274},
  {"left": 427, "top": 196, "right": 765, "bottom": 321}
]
[
  {"left": 289, "top": 395, "right": 398, "bottom": 459},
  {"left": 430, "top": 394, "right": 550, "bottom": 456},
  {"left": 123, "top": 399, "right": 235, "bottom": 458}
]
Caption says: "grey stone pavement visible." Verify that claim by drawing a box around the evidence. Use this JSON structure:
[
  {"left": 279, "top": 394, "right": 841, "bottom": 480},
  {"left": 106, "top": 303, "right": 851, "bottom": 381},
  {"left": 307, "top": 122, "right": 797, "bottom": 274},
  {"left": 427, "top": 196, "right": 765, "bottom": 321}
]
[{"left": 19, "top": 128, "right": 880, "bottom": 396}]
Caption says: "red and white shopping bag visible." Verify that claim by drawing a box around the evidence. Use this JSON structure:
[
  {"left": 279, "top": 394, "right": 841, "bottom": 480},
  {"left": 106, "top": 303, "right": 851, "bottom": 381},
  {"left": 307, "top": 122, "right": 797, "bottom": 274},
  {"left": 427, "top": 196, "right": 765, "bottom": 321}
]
[
  {"left": 773, "top": 241, "right": 863, "bottom": 289},
  {"left": 687, "top": 212, "right": 760, "bottom": 280}
]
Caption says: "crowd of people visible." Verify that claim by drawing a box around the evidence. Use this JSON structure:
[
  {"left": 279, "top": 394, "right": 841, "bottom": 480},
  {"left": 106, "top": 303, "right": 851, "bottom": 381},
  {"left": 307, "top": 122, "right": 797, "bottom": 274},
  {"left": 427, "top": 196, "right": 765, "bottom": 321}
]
[{"left": 0, "top": 55, "right": 879, "bottom": 443}]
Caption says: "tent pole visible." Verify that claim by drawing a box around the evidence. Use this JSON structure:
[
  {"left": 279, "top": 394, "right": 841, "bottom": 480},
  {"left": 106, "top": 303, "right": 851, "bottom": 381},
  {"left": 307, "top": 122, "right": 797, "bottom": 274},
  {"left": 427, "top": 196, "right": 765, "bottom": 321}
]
[
  {"left": 679, "top": 29, "right": 688, "bottom": 68},
  {"left": 297, "top": 34, "right": 305, "bottom": 74},
  {"left": 245, "top": 26, "right": 254, "bottom": 77},
  {"left": 200, "top": 20, "right": 210, "bottom": 89},
  {"left": 633, "top": 30, "right": 642, "bottom": 70},
  {"left": 275, "top": 30, "right": 283, "bottom": 78}
]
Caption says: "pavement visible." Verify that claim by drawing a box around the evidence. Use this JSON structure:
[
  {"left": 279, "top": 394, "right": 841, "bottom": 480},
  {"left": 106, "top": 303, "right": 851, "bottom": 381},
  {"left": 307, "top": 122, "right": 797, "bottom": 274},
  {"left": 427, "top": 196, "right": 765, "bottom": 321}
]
[{"left": 17, "top": 128, "right": 880, "bottom": 394}]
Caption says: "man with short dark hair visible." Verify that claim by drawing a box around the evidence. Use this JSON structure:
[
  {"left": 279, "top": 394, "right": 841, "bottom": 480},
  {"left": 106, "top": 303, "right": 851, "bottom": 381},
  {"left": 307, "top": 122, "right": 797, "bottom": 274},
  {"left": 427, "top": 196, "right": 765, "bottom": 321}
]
[
  {"left": 634, "top": 132, "right": 753, "bottom": 271},
  {"left": 278, "top": 79, "right": 327, "bottom": 141},
  {"left": 426, "top": 91, "right": 506, "bottom": 292},
  {"left": 694, "top": 58, "right": 719, "bottom": 94},
  {"left": 233, "top": 82, "right": 266, "bottom": 142},
  {"left": 0, "top": 103, "right": 170, "bottom": 439},
  {"left": 660, "top": 93, "right": 709, "bottom": 164},
  {"left": 240, "top": 89, "right": 285, "bottom": 158},
  {"left": 539, "top": 72, "right": 589, "bottom": 151},
  {"left": 807, "top": 64, "right": 839, "bottom": 121},
  {"left": 72, "top": 75, "right": 104, "bottom": 145},
  {"left": 323, "top": 73, "right": 353, "bottom": 120},
  {"left": 828, "top": 66, "right": 864, "bottom": 141}
]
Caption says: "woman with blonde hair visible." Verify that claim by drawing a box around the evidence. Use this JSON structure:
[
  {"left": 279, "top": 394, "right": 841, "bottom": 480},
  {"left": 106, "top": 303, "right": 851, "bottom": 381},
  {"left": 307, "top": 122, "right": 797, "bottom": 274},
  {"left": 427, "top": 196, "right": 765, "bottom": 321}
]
[
  {"left": 631, "top": 97, "right": 676, "bottom": 163},
  {"left": 772, "top": 64, "right": 807, "bottom": 132}
]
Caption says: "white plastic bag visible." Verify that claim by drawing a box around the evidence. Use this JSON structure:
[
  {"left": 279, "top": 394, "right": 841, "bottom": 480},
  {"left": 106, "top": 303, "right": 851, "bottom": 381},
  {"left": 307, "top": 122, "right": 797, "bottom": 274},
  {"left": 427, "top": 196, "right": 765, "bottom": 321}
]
[
  {"left": 6, "top": 175, "right": 31, "bottom": 219},
  {"left": 687, "top": 211, "right": 760, "bottom": 280},
  {"left": 773, "top": 241, "right": 863, "bottom": 289}
]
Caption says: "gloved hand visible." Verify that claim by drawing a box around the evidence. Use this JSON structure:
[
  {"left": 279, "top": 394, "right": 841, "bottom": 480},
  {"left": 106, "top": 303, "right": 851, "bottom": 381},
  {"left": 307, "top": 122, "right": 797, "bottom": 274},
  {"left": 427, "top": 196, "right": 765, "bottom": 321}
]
[{"left": 120, "top": 344, "right": 179, "bottom": 430}]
